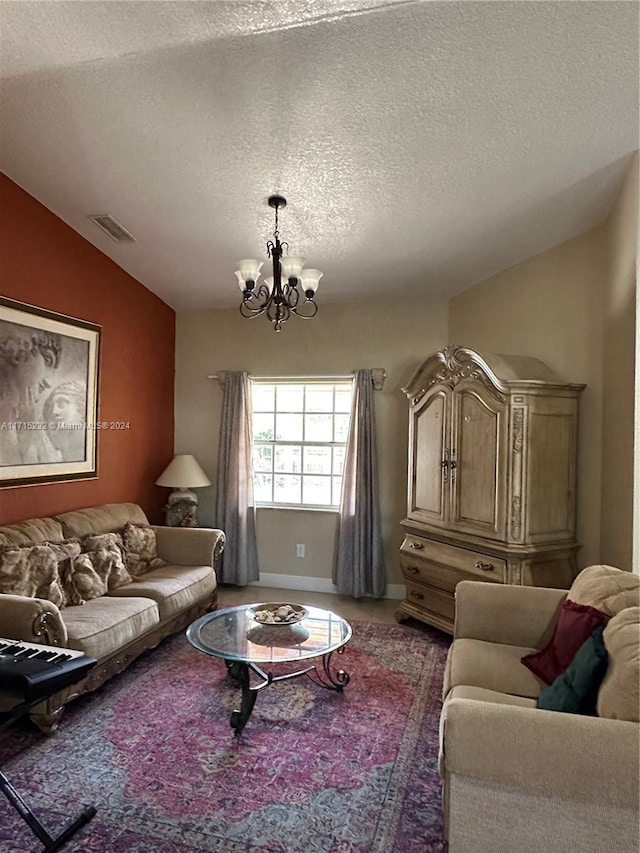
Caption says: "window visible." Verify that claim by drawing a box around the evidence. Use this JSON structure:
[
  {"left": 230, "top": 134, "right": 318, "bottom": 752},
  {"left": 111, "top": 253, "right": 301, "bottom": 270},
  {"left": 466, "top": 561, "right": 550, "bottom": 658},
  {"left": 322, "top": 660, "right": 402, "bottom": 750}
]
[{"left": 250, "top": 379, "right": 353, "bottom": 509}]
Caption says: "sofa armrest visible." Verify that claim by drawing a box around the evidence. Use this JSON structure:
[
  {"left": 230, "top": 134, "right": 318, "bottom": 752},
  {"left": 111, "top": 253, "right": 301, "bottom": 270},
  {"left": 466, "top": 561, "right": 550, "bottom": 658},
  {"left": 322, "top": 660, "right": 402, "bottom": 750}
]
[
  {"left": 150, "top": 526, "right": 225, "bottom": 569},
  {"left": 454, "top": 581, "right": 567, "bottom": 648},
  {"left": 0, "top": 594, "right": 68, "bottom": 647},
  {"left": 442, "top": 697, "right": 639, "bottom": 808}
]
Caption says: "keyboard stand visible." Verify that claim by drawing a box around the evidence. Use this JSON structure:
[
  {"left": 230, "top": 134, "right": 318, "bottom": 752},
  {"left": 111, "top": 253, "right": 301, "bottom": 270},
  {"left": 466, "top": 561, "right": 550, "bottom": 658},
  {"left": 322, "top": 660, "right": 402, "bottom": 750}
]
[{"left": 0, "top": 695, "right": 96, "bottom": 852}]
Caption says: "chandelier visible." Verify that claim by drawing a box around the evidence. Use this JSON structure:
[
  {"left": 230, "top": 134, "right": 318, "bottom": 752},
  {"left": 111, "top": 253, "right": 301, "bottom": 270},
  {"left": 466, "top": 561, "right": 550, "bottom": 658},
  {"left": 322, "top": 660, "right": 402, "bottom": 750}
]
[{"left": 235, "top": 195, "right": 322, "bottom": 332}]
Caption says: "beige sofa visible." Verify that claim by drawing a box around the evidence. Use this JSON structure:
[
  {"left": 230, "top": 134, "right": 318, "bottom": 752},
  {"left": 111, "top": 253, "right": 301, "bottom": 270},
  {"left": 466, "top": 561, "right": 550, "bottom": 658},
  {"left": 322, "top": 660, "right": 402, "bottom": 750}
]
[
  {"left": 0, "top": 502, "right": 224, "bottom": 732},
  {"left": 440, "top": 573, "right": 640, "bottom": 853}
]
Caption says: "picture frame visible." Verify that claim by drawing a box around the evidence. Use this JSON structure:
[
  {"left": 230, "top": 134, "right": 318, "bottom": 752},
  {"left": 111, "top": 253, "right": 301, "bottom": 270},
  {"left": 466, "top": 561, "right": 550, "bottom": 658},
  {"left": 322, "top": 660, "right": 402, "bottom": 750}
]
[{"left": 0, "top": 296, "right": 101, "bottom": 487}]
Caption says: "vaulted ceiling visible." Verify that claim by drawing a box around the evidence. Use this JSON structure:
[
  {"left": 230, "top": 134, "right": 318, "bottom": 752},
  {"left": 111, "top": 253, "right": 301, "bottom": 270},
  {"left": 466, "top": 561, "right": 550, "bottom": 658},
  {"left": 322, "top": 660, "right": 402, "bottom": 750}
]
[{"left": 1, "top": 1, "right": 638, "bottom": 311}]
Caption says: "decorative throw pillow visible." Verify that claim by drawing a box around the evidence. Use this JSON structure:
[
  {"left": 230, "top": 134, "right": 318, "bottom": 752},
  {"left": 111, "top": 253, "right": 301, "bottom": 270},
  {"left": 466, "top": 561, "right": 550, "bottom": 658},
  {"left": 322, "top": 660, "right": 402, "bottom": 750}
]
[
  {"left": 64, "top": 553, "right": 108, "bottom": 603},
  {"left": 122, "top": 523, "right": 167, "bottom": 577},
  {"left": 597, "top": 606, "right": 640, "bottom": 722},
  {"left": 521, "top": 599, "right": 607, "bottom": 685},
  {"left": 45, "top": 539, "right": 83, "bottom": 606},
  {"left": 537, "top": 625, "right": 608, "bottom": 714},
  {"left": 0, "top": 543, "right": 64, "bottom": 607},
  {"left": 81, "top": 532, "right": 132, "bottom": 591},
  {"left": 569, "top": 565, "right": 640, "bottom": 618}
]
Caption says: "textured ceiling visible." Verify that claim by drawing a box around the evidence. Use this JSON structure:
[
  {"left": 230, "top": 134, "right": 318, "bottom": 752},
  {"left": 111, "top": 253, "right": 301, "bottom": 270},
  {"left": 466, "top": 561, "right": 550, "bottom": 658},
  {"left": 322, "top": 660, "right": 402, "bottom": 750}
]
[{"left": 1, "top": 1, "right": 638, "bottom": 312}]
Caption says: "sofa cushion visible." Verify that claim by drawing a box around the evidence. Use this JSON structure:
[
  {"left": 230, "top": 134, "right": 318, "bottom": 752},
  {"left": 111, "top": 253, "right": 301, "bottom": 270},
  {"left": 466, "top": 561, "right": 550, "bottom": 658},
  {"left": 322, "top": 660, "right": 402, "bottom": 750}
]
[
  {"left": 537, "top": 625, "right": 608, "bottom": 715},
  {"left": 445, "top": 685, "right": 537, "bottom": 708},
  {"left": 107, "top": 564, "right": 215, "bottom": 620},
  {"left": 81, "top": 532, "right": 132, "bottom": 591},
  {"left": 56, "top": 502, "right": 149, "bottom": 539},
  {"left": 521, "top": 599, "right": 607, "bottom": 685},
  {"left": 0, "top": 517, "right": 64, "bottom": 546},
  {"left": 45, "top": 539, "right": 84, "bottom": 606},
  {"left": 443, "top": 638, "right": 545, "bottom": 700},
  {"left": 62, "top": 595, "right": 159, "bottom": 659},
  {"left": 569, "top": 565, "right": 640, "bottom": 618},
  {"left": 0, "top": 543, "right": 64, "bottom": 607},
  {"left": 597, "top": 606, "right": 640, "bottom": 722},
  {"left": 66, "top": 554, "right": 108, "bottom": 603},
  {"left": 122, "top": 523, "right": 167, "bottom": 577}
]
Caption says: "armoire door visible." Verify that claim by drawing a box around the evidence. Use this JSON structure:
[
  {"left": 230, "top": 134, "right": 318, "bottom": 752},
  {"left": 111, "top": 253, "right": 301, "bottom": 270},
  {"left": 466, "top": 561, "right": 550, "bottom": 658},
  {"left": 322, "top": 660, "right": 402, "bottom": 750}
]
[
  {"left": 449, "top": 383, "right": 507, "bottom": 539},
  {"left": 408, "top": 386, "right": 451, "bottom": 527}
]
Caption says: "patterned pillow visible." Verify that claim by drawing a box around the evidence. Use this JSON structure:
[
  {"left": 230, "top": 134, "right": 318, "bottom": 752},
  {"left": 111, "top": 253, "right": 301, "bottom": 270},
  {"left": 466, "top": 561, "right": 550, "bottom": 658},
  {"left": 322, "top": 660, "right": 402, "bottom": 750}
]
[
  {"left": 0, "top": 543, "right": 64, "bottom": 607},
  {"left": 45, "top": 539, "right": 83, "bottom": 606},
  {"left": 63, "top": 553, "right": 107, "bottom": 603},
  {"left": 81, "top": 532, "right": 132, "bottom": 591},
  {"left": 122, "top": 523, "right": 167, "bottom": 577}
]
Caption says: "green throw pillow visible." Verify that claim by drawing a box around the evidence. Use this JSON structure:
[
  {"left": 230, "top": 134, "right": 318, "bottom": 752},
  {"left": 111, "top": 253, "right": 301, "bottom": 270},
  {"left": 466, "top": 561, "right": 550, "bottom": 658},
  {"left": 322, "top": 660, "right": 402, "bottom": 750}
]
[{"left": 537, "top": 625, "right": 608, "bottom": 715}]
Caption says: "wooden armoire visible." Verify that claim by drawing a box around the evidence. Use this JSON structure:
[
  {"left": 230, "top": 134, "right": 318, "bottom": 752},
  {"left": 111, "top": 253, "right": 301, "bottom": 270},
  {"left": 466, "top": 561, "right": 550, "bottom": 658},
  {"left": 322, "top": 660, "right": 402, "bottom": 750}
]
[{"left": 396, "top": 345, "right": 585, "bottom": 634}]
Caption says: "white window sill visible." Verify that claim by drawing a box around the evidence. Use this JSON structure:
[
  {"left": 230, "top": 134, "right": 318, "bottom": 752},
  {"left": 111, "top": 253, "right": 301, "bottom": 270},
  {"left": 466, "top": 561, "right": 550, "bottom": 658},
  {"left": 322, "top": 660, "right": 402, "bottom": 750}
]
[{"left": 256, "top": 504, "right": 339, "bottom": 514}]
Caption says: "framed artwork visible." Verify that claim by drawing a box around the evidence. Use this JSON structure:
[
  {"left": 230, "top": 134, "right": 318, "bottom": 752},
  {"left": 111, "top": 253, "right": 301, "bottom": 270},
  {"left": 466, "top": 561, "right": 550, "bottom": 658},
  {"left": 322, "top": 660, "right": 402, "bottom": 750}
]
[{"left": 0, "top": 296, "right": 101, "bottom": 487}]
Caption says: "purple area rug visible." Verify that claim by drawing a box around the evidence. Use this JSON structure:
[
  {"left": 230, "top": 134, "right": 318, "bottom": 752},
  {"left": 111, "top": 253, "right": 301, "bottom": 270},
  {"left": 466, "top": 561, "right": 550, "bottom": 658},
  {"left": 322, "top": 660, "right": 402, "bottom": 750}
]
[{"left": 0, "top": 620, "right": 450, "bottom": 852}]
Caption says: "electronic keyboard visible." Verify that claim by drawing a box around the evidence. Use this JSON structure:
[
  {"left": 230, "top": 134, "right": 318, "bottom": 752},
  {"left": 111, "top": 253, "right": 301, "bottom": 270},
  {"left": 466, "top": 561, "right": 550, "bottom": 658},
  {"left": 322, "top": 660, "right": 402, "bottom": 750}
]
[{"left": 0, "top": 638, "right": 96, "bottom": 702}]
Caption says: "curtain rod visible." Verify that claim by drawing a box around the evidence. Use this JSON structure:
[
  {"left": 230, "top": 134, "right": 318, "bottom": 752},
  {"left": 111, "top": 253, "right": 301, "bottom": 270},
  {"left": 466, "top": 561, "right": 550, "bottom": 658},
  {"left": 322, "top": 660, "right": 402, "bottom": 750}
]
[{"left": 208, "top": 369, "right": 386, "bottom": 390}]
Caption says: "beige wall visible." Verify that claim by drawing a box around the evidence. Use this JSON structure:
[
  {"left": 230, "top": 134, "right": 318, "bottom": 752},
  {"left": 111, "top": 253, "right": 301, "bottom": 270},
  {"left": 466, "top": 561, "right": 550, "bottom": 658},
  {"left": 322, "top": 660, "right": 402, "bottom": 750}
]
[
  {"left": 601, "top": 153, "right": 638, "bottom": 572},
  {"left": 449, "top": 226, "right": 608, "bottom": 569},
  {"left": 175, "top": 299, "right": 448, "bottom": 590}
]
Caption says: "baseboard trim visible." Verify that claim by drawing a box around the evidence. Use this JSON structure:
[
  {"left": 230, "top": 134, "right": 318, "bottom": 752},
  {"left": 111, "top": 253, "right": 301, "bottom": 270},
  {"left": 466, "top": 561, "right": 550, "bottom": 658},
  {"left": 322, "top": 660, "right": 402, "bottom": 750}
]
[{"left": 250, "top": 572, "right": 405, "bottom": 600}]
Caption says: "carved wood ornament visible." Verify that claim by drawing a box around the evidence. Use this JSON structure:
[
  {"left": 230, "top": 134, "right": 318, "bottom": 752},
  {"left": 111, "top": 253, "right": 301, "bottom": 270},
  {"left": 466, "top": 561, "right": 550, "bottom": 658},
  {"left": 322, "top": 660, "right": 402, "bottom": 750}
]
[{"left": 403, "top": 345, "right": 506, "bottom": 405}]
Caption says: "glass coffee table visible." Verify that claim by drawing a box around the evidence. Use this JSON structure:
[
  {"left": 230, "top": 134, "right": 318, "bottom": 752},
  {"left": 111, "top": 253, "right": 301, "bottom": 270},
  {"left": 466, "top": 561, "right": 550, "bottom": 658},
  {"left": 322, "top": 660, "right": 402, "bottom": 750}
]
[{"left": 187, "top": 604, "right": 352, "bottom": 735}]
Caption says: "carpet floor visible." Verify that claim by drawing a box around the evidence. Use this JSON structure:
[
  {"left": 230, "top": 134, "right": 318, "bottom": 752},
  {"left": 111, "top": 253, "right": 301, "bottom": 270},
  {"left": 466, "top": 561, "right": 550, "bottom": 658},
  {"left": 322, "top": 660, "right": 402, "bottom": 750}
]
[{"left": 0, "top": 620, "right": 450, "bottom": 853}]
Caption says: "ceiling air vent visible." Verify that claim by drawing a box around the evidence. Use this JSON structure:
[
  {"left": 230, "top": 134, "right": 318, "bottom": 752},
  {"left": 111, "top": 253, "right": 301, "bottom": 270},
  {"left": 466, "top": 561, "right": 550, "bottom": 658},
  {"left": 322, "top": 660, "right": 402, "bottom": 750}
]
[{"left": 88, "top": 214, "right": 136, "bottom": 243}]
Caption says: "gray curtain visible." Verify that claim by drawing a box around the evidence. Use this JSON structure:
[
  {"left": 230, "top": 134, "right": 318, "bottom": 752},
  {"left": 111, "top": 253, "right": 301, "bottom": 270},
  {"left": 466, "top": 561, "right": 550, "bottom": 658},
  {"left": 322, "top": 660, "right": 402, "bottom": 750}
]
[
  {"left": 215, "top": 371, "right": 259, "bottom": 585},
  {"left": 332, "top": 369, "right": 386, "bottom": 598}
]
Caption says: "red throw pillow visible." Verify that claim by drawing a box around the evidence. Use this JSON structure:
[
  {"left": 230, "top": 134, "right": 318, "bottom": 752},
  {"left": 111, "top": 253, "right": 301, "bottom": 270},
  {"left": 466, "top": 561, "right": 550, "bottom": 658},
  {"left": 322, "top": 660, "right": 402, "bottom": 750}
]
[{"left": 521, "top": 599, "right": 607, "bottom": 685}]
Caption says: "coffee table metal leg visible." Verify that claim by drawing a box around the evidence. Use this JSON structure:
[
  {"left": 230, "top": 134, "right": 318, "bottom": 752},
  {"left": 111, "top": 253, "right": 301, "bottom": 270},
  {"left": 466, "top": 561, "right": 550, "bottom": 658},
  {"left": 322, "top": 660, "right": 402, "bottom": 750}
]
[
  {"left": 305, "top": 648, "right": 350, "bottom": 692},
  {"left": 226, "top": 662, "right": 257, "bottom": 735}
]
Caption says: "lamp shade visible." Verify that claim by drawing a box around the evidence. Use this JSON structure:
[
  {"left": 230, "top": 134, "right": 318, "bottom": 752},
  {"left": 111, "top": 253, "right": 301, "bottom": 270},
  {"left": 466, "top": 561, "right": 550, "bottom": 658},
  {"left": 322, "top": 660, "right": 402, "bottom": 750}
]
[{"left": 155, "top": 454, "right": 211, "bottom": 489}]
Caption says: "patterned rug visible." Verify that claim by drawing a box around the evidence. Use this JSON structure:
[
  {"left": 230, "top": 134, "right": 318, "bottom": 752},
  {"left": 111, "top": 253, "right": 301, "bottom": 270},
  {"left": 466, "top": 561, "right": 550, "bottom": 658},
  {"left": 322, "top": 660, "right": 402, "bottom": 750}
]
[{"left": 0, "top": 620, "right": 450, "bottom": 853}]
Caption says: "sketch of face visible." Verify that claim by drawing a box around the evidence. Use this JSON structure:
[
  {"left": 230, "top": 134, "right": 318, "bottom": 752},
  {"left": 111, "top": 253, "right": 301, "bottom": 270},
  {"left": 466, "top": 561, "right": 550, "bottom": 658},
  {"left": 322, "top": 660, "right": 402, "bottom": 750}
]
[
  {"left": 0, "top": 325, "right": 61, "bottom": 413},
  {"left": 15, "top": 351, "right": 54, "bottom": 405},
  {"left": 50, "top": 390, "right": 83, "bottom": 425}
]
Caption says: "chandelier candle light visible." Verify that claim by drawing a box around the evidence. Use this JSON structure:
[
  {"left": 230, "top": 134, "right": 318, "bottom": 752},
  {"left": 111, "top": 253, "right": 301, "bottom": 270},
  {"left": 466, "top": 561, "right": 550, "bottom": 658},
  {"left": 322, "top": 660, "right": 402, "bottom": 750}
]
[{"left": 236, "top": 195, "right": 322, "bottom": 332}]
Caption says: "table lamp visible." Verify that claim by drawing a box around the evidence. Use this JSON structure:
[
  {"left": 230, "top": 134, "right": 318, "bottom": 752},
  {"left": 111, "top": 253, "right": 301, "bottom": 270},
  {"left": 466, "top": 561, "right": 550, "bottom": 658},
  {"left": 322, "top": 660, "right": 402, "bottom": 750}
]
[{"left": 155, "top": 454, "right": 211, "bottom": 526}]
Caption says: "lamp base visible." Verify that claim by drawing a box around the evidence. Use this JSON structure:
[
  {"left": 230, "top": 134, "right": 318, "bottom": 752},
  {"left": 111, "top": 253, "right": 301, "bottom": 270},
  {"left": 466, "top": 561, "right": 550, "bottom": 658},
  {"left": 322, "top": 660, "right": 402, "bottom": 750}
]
[
  {"left": 167, "top": 488, "right": 198, "bottom": 506},
  {"left": 164, "top": 495, "right": 199, "bottom": 528}
]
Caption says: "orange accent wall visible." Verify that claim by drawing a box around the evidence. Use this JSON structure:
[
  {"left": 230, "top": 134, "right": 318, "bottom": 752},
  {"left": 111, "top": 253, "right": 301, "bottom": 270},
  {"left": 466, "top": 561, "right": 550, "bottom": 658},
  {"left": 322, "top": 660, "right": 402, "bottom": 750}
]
[{"left": 0, "top": 175, "right": 175, "bottom": 525}]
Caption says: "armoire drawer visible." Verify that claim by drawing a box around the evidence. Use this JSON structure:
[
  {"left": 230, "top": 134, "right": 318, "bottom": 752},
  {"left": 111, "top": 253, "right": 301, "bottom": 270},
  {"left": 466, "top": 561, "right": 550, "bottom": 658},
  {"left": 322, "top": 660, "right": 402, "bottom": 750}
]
[
  {"left": 401, "top": 535, "right": 507, "bottom": 583},
  {"left": 400, "top": 554, "right": 501, "bottom": 593},
  {"left": 404, "top": 580, "right": 455, "bottom": 622}
]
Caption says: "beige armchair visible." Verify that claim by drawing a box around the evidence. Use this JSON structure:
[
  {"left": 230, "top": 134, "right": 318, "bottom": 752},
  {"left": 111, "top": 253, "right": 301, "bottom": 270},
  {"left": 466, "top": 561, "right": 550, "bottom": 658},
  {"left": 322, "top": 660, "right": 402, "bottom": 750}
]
[{"left": 439, "top": 580, "right": 639, "bottom": 853}]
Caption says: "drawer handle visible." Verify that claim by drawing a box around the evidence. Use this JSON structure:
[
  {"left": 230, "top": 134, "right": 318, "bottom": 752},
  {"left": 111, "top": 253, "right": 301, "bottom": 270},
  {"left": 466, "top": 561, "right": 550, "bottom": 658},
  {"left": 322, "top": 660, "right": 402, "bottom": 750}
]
[
  {"left": 475, "top": 560, "right": 494, "bottom": 571},
  {"left": 406, "top": 566, "right": 419, "bottom": 575},
  {"left": 410, "top": 590, "right": 424, "bottom": 601},
  {"left": 409, "top": 542, "right": 424, "bottom": 550}
]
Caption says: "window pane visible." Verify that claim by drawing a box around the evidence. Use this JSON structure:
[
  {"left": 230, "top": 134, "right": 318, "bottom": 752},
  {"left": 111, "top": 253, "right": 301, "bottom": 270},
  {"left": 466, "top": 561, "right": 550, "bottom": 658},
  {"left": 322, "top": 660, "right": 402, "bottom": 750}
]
[
  {"left": 276, "top": 413, "right": 303, "bottom": 441},
  {"left": 254, "top": 473, "right": 273, "bottom": 502},
  {"left": 274, "top": 445, "right": 301, "bottom": 473},
  {"left": 252, "top": 385, "right": 275, "bottom": 412},
  {"left": 304, "top": 446, "right": 331, "bottom": 474},
  {"left": 277, "top": 385, "right": 304, "bottom": 412},
  {"left": 253, "top": 445, "right": 273, "bottom": 472},
  {"left": 303, "top": 475, "right": 332, "bottom": 505},
  {"left": 250, "top": 378, "right": 352, "bottom": 509},
  {"left": 254, "top": 413, "right": 274, "bottom": 441},
  {"left": 335, "top": 388, "right": 352, "bottom": 412},
  {"left": 305, "top": 386, "right": 334, "bottom": 413},
  {"left": 334, "top": 413, "right": 350, "bottom": 442},
  {"left": 274, "top": 474, "right": 301, "bottom": 503},
  {"left": 305, "top": 413, "right": 332, "bottom": 442}
]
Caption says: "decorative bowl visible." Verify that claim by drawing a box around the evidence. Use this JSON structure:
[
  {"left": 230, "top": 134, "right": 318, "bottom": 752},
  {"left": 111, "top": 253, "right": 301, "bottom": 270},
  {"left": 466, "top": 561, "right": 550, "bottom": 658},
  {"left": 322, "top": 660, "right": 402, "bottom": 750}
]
[{"left": 247, "top": 602, "right": 309, "bottom": 626}]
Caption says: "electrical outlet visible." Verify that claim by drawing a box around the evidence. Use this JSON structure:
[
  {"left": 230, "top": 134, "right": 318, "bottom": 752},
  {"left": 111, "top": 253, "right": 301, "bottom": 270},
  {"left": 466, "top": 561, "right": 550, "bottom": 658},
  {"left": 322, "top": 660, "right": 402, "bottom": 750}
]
[{"left": 296, "top": 544, "right": 305, "bottom": 558}]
